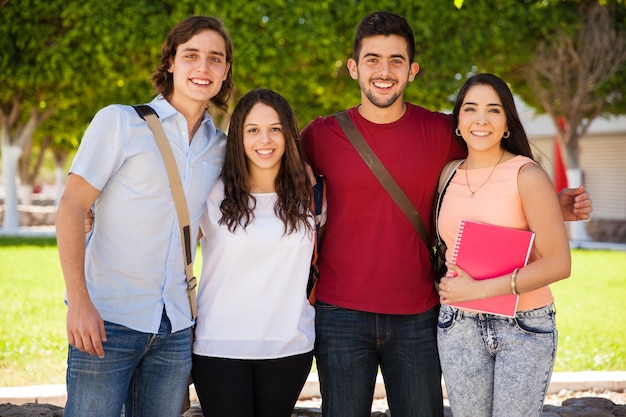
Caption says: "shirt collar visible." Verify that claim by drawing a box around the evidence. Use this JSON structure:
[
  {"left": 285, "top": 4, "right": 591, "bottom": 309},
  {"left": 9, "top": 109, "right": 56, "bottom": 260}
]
[{"left": 148, "top": 95, "right": 213, "bottom": 125}]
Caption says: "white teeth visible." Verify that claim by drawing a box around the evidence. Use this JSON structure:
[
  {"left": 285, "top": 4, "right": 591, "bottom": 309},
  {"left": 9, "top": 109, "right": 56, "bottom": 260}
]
[
  {"left": 192, "top": 79, "right": 210, "bottom": 85},
  {"left": 257, "top": 149, "right": 273, "bottom": 155},
  {"left": 374, "top": 82, "right": 392, "bottom": 88},
  {"left": 472, "top": 131, "right": 490, "bottom": 137}
]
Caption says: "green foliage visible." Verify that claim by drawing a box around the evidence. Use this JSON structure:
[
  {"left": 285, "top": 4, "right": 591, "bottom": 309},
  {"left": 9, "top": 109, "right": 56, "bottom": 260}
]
[
  {"left": 2, "top": 0, "right": 625, "bottom": 167},
  {"left": 0, "top": 241, "right": 624, "bottom": 386},
  {"left": 1, "top": 0, "right": 184, "bottom": 149}
]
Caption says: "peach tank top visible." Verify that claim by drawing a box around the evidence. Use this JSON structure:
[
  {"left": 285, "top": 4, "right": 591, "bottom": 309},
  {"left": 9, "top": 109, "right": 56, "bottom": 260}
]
[{"left": 439, "top": 155, "right": 554, "bottom": 312}]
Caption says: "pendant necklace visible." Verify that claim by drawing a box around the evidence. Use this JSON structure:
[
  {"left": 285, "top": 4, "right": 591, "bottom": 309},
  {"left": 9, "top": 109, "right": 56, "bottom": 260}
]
[
  {"left": 256, "top": 194, "right": 276, "bottom": 209},
  {"left": 465, "top": 151, "right": 505, "bottom": 197}
]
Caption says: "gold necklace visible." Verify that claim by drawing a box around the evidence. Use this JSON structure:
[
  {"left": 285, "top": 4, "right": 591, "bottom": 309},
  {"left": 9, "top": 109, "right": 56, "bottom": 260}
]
[{"left": 465, "top": 151, "right": 505, "bottom": 197}]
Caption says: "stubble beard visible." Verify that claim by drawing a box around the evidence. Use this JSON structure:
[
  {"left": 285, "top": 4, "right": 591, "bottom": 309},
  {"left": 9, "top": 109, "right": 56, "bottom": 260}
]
[{"left": 359, "top": 79, "right": 406, "bottom": 109}]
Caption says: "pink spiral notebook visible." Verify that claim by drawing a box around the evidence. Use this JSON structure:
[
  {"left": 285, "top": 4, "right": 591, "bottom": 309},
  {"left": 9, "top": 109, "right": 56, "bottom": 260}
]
[{"left": 448, "top": 220, "right": 535, "bottom": 317}]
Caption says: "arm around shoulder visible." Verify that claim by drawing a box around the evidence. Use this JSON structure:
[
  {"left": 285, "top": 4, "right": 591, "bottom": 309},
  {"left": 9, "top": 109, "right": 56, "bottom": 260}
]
[{"left": 558, "top": 185, "right": 593, "bottom": 221}]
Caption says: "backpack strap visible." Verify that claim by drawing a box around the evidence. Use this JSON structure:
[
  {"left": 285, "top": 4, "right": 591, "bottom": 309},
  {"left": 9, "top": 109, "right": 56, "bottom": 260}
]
[
  {"left": 132, "top": 104, "right": 197, "bottom": 320},
  {"left": 133, "top": 104, "right": 160, "bottom": 120},
  {"left": 307, "top": 175, "right": 326, "bottom": 305},
  {"left": 434, "top": 159, "right": 464, "bottom": 241},
  {"left": 335, "top": 110, "right": 430, "bottom": 249}
]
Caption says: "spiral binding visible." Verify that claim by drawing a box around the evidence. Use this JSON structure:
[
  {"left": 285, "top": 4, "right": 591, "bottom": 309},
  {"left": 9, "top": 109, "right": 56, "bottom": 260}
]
[{"left": 448, "top": 220, "right": 466, "bottom": 277}]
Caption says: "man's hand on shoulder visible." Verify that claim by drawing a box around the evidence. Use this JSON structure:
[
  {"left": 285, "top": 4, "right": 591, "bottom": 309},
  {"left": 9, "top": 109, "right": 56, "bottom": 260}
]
[{"left": 558, "top": 185, "right": 592, "bottom": 221}]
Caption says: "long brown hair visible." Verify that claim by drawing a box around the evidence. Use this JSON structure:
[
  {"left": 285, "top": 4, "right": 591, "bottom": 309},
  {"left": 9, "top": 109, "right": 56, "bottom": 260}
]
[
  {"left": 219, "top": 89, "right": 312, "bottom": 234},
  {"left": 452, "top": 73, "right": 534, "bottom": 159},
  {"left": 151, "top": 16, "right": 234, "bottom": 113}
]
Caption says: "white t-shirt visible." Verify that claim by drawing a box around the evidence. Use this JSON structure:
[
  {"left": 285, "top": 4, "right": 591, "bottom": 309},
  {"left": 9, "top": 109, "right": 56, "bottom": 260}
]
[{"left": 193, "top": 179, "right": 315, "bottom": 359}]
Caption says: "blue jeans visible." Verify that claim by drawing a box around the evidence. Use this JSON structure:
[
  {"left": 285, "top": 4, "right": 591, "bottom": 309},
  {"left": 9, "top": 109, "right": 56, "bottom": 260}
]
[
  {"left": 437, "top": 304, "right": 557, "bottom": 417},
  {"left": 314, "top": 302, "right": 443, "bottom": 417},
  {"left": 64, "top": 311, "right": 192, "bottom": 417}
]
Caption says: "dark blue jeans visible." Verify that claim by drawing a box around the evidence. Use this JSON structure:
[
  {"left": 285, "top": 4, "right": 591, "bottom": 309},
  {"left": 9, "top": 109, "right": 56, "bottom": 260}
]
[
  {"left": 64, "top": 311, "right": 192, "bottom": 417},
  {"left": 314, "top": 302, "right": 443, "bottom": 417}
]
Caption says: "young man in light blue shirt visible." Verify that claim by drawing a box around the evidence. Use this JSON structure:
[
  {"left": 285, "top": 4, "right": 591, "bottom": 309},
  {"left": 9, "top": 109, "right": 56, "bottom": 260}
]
[{"left": 56, "top": 16, "right": 233, "bottom": 417}]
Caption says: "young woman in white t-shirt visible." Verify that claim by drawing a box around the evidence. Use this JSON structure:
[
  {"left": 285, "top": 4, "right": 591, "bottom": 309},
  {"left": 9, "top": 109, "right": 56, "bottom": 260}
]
[{"left": 192, "top": 89, "right": 316, "bottom": 417}]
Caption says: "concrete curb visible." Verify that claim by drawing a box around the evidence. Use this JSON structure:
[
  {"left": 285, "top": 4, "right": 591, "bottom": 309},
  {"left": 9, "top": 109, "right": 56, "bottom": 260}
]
[{"left": 1, "top": 372, "right": 625, "bottom": 407}]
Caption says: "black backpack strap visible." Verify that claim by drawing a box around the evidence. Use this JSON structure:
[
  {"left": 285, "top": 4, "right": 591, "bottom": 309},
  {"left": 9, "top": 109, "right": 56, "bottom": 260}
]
[
  {"left": 133, "top": 104, "right": 159, "bottom": 120},
  {"left": 312, "top": 174, "right": 325, "bottom": 228},
  {"left": 307, "top": 175, "right": 326, "bottom": 303}
]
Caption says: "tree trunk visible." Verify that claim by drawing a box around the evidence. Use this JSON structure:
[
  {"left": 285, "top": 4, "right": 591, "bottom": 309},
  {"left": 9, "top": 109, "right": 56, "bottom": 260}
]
[
  {"left": 54, "top": 165, "right": 65, "bottom": 207},
  {"left": 567, "top": 168, "right": 591, "bottom": 242},
  {"left": 53, "top": 147, "right": 70, "bottom": 206},
  {"left": 1, "top": 144, "right": 22, "bottom": 230}
]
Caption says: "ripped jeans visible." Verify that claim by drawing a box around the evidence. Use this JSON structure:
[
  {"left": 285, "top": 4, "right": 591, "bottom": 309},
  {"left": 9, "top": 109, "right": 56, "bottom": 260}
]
[{"left": 437, "top": 303, "right": 557, "bottom": 417}]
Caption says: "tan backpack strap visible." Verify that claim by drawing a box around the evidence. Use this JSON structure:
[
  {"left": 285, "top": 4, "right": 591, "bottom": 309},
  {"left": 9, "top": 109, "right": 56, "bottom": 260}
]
[
  {"left": 134, "top": 105, "right": 197, "bottom": 320},
  {"left": 335, "top": 110, "right": 431, "bottom": 249}
]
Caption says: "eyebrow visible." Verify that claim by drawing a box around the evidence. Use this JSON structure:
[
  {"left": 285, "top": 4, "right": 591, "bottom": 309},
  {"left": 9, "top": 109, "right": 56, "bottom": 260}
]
[
  {"left": 244, "top": 122, "right": 283, "bottom": 127},
  {"left": 463, "top": 102, "right": 503, "bottom": 108},
  {"left": 363, "top": 52, "right": 406, "bottom": 60},
  {"left": 180, "top": 47, "right": 225, "bottom": 57}
]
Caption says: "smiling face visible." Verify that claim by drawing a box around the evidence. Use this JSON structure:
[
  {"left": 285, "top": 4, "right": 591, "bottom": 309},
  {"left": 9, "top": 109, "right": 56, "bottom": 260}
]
[
  {"left": 167, "top": 29, "right": 231, "bottom": 110},
  {"left": 243, "top": 102, "right": 286, "bottom": 179},
  {"left": 347, "top": 34, "right": 419, "bottom": 112},
  {"left": 457, "top": 84, "right": 509, "bottom": 155}
]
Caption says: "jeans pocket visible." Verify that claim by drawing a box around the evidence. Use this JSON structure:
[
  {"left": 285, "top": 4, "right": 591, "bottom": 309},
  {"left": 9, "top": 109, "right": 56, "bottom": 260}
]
[
  {"left": 437, "top": 305, "right": 457, "bottom": 332},
  {"left": 515, "top": 312, "right": 555, "bottom": 337}
]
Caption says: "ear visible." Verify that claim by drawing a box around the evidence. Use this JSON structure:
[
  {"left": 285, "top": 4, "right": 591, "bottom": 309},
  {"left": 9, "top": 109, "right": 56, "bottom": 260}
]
[
  {"left": 167, "top": 57, "right": 174, "bottom": 74},
  {"left": 408, "top": 62, "right": 420, "bottom": 82},
  {"left": 347, "top": 58, "right": 358, "bottom": 80}
]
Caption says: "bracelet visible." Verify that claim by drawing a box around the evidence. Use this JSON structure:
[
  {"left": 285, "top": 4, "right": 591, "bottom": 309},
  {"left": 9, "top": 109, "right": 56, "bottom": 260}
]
[{"left": 510, "top": 268, "right": 520, "bottom": 295}]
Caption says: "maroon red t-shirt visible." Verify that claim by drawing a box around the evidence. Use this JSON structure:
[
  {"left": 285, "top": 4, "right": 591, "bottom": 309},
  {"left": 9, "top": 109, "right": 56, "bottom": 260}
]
[{"left": 301, "top": 104, "right": 465, "bottom": 314}]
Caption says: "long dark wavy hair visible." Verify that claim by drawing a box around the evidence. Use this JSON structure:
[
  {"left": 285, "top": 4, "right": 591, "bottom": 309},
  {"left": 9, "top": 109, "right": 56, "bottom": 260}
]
[
  {"left": 219, "top": 89, "right": 313, "bottom": 234},
  {"left": 452, "top": 73, "right": 534, "bottom": 160},
  {"left": 151, "top": 16, "right": 234, "bottom": 114}
]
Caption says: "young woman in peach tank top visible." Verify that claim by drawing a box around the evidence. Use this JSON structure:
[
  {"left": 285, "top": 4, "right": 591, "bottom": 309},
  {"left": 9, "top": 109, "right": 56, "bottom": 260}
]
[{"left": 436, "top": 73, "right": 571, "bottom": 417}]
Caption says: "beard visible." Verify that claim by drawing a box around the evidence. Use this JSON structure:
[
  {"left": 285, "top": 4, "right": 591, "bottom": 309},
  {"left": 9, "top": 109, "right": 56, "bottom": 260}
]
[{"left": 359, "top": 78, "right": 406, "bottom": 109}]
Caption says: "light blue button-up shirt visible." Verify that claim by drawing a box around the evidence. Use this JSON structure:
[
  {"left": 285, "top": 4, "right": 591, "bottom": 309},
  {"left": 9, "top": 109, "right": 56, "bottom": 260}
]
[{"left": 70, "top": 96, "right": 225, "bottom": 333}]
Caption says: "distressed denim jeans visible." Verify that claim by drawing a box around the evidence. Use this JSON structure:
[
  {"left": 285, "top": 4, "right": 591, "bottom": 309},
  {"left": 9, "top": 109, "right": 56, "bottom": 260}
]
[
  {"left": 64, "top": 310, "right": 192, "bottom": 417},
  {"left": 437, "top": 303, "right": 557, "bottom": 417},
  {"left": 315, "top": 302, "right": 443, "bottom": 417}
]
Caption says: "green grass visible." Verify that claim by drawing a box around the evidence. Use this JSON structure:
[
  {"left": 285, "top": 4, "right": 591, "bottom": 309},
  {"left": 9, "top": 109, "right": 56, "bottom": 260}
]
[
  {"left": 550, "top": 249, "right": 626, "bottom": 372},
  {"left": 0, "top": 238, "right": 624, "bottom": 386},
  {"left": 0, "top": 237, "right": 67, "bottom": 386}
]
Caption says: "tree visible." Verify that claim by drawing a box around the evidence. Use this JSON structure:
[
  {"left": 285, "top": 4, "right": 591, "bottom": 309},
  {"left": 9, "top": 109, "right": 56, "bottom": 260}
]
[
  {"left": 524, "top": 1, "right": 626, "bottom": 241},
  {"left": 0, "top": 0, "right": 181, "bottom": 229},
  {"left": 526, "top": 1, "right": 626, "bottom": 170},
  {"left": 2, "top": 0, "right": 624, "bottom": 232}
]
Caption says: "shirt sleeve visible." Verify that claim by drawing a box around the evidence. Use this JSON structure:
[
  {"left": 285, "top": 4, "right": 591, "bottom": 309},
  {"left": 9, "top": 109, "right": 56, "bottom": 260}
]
[
  {"left": 300, "top": 117, "right": 323, "bottom": 174},
  {"left": 70, "top": 105, "right": 129, "bottom": 190}
]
